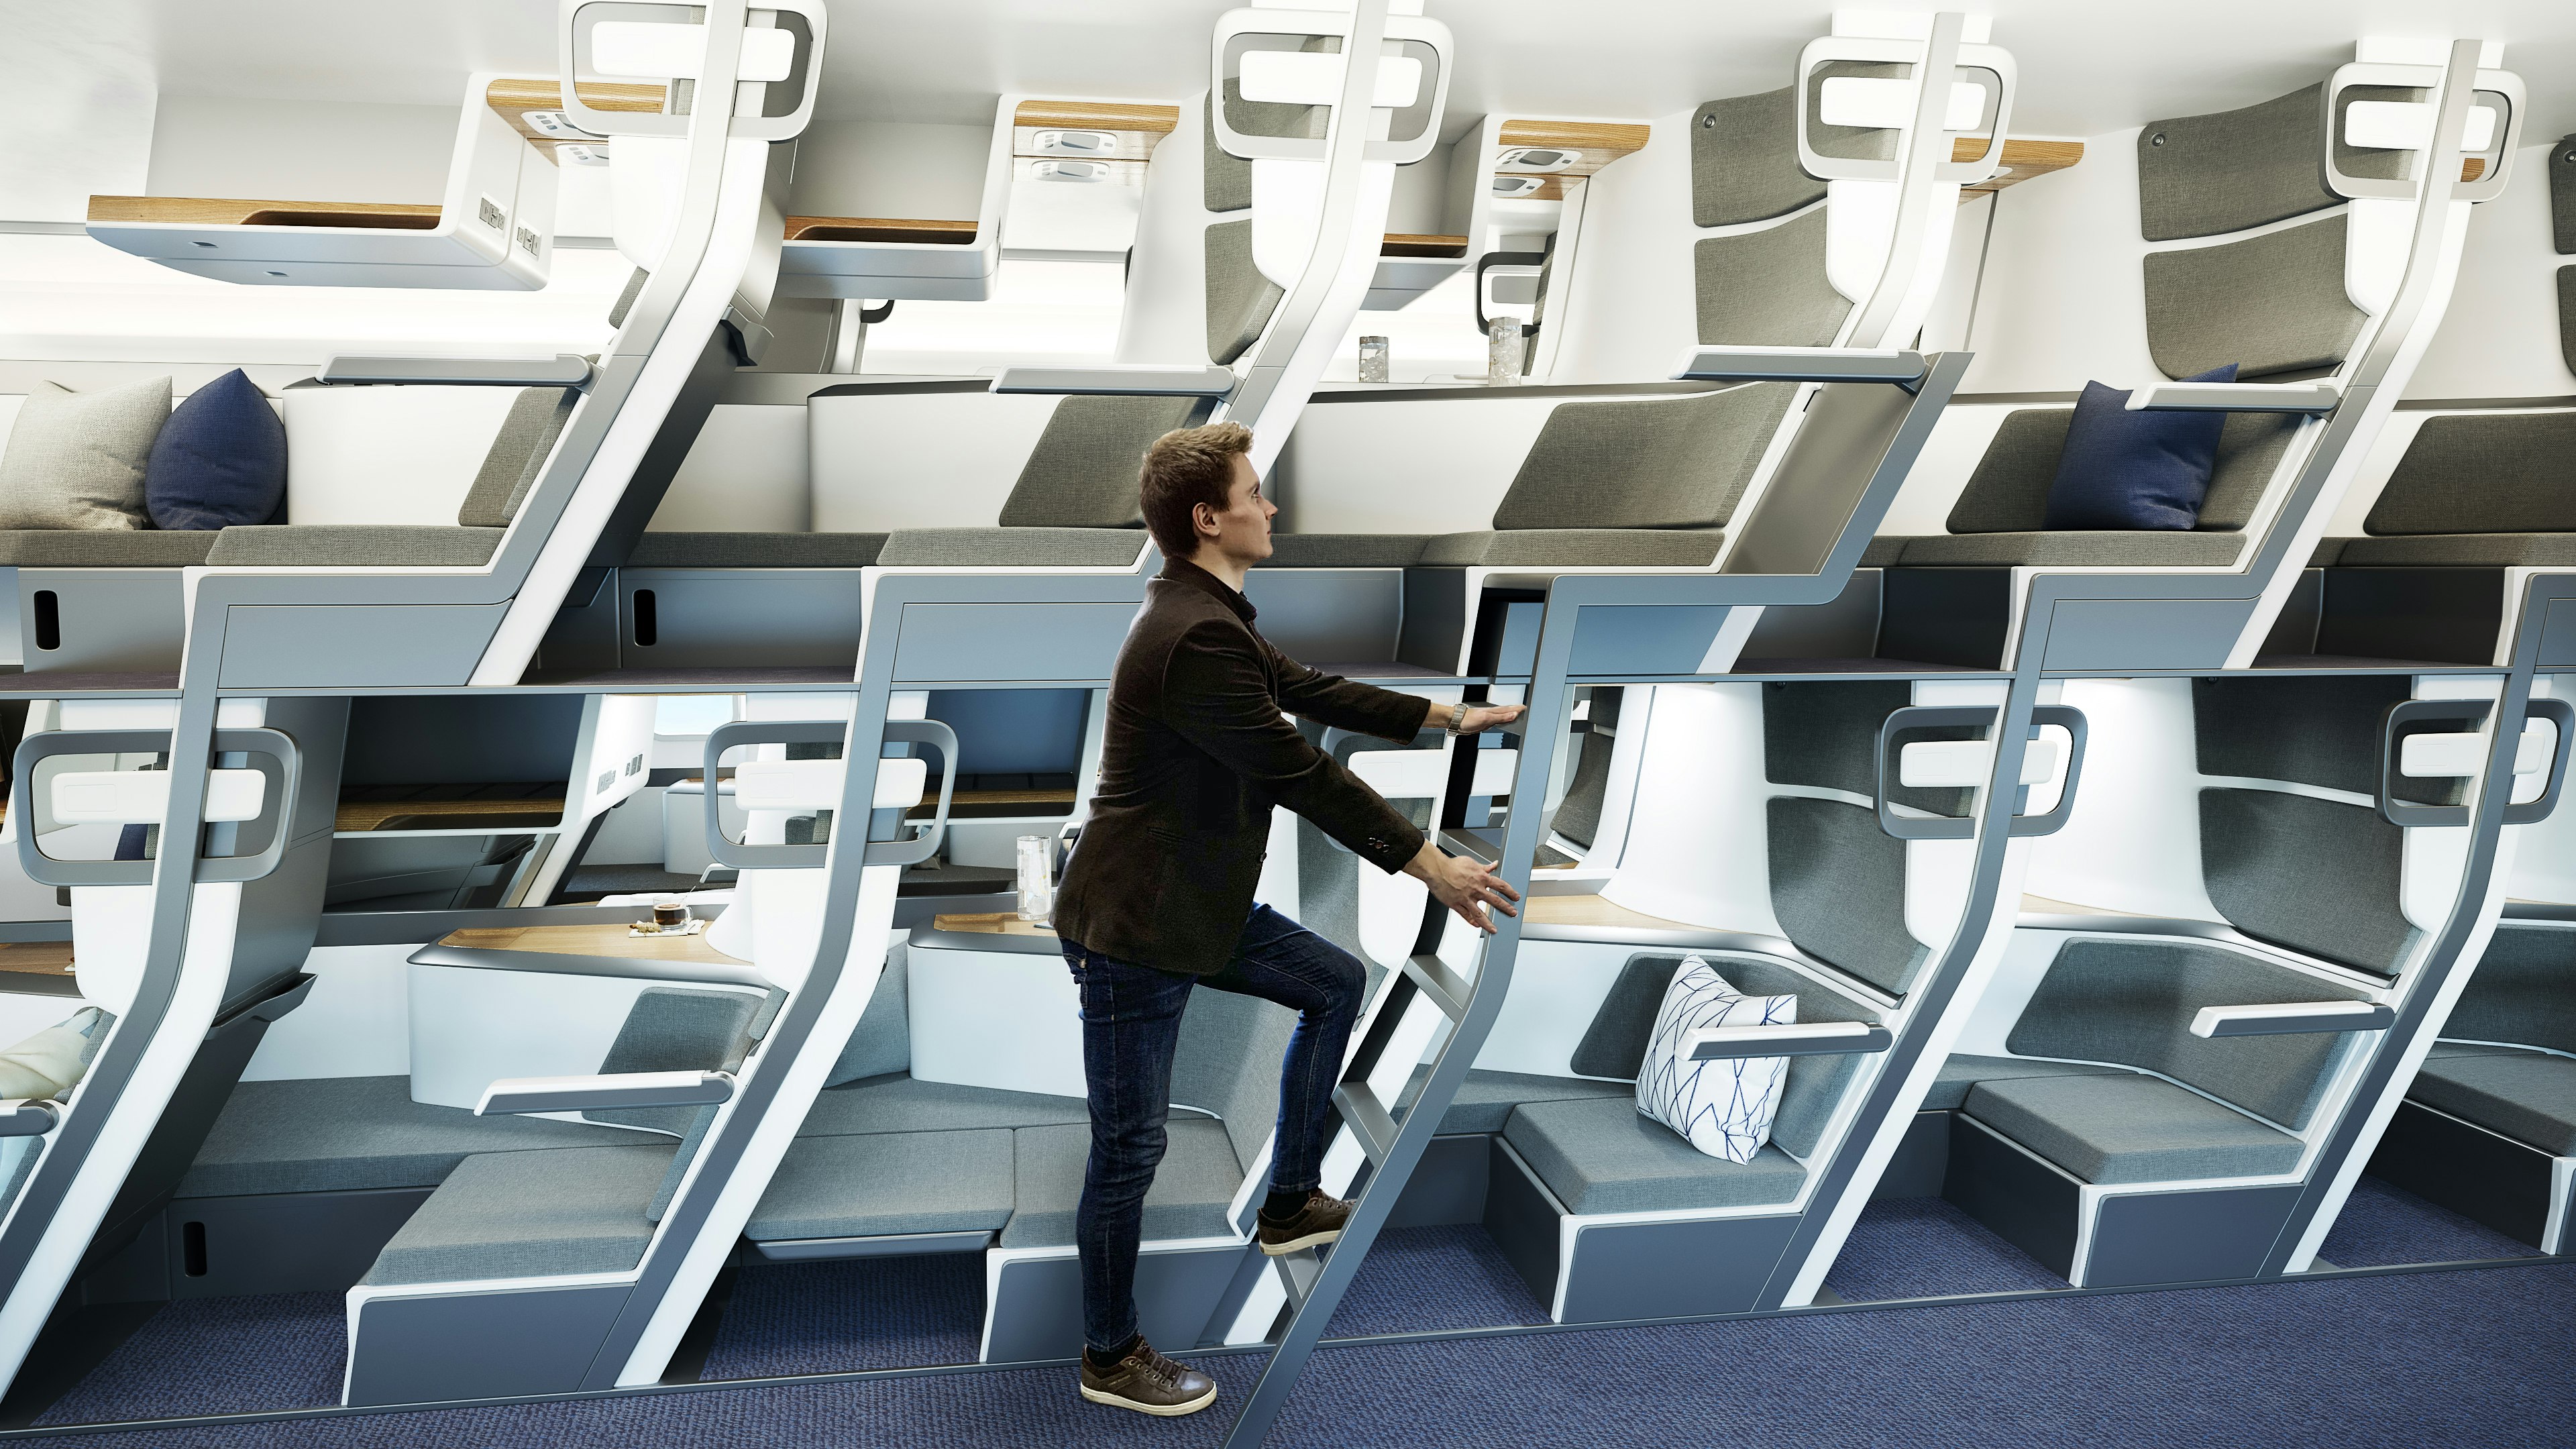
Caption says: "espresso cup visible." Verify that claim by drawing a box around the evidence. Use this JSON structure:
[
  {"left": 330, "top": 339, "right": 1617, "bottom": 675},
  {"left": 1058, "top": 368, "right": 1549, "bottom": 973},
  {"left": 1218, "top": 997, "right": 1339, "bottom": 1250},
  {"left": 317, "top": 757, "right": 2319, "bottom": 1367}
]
[{"left": 652, "top": 902, "right": 690, "bottom": 930}]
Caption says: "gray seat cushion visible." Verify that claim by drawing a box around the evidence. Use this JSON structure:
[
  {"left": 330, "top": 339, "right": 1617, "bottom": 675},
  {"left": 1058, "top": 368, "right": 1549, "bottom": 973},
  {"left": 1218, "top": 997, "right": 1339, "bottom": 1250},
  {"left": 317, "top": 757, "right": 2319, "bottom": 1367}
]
[
  {"left": 1963, "top": 1073, "right": 2303, "bottom": 1185},
  {"left": 1501, "top": 1096, "right": 1807, "bottom": 1215},
  {"left": 623, "top": 532, "right": 888, "bottom": 568},
  {"left": 0, "top": 530, "right": 218, "bottom": 566},
  {"left": 178, "top": 1075, "right": 639, "bottom": 1199},
  {"left": 1002, "top": 1119, "right": 1243, "bottom": 1246},
  {"left": 206, "top": 525, "right": 502, "bottom": 567},
  {"left": 359, "top": 1144, "right": 674, "bottom": 1286},
  {"left": 1260, "top": 534, "right": 1430, "bottom": 568},
  {"left": 797, "top": 1072, "right": 1089, "bottom": 1138},
  {"left": 1419, "top": 529, "right": 1727, "bottom": 568},
  {"left": 749, "top": 1128, "right": 1016, "bottom": 1242},
  {"left": 875, "top": 527, "right": 1148, "bottom": 568},
  {"left": 1895, "top": 531, "right": 2246, "bottom": 567},
  {"left": 1399, "top": 1065, "right": 1633, "bottom": 1136},
  {"left": 1860, "top": 536, "right": 1916, "bottom": 568},
  {"left": 1921, "top": 1054, "right": 2129, "bottom": 1112},
  {"left": 2334, "top": 534, "right": 2576, "bottom": 568},
  {"left": 2409, "top": 1046, "right": 2576, "bottom": 1155}
]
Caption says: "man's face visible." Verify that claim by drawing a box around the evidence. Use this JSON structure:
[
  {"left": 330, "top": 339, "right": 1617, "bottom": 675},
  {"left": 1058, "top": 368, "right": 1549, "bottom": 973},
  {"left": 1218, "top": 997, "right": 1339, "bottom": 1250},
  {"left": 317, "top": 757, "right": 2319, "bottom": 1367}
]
[{"left": 1197, "top": 453, "right": 1276, "bottom": 563}]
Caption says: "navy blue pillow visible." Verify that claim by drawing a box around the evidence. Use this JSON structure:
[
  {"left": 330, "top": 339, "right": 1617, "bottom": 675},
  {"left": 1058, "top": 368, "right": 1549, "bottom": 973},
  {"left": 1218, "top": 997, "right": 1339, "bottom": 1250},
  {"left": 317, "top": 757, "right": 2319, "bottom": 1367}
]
[
  {"left": 144, "top": 369, "right": 286, "bottom": 531},
  {"left": 2041, "top": 363, "right": 2239, "bottom": 531}
]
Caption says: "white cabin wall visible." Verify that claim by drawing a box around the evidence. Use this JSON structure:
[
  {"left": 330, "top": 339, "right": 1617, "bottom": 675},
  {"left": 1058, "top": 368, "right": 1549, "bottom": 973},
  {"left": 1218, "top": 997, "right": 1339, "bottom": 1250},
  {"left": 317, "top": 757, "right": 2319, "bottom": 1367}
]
[
  {"left": 649, "top": 405, "right": 812, "bottom": 533},
  {"left": 788, "top": 121, "right": 991, "bottom": 221},
  {"left": 146, "top": 97, "right": 457, "bottom": 206},
  {"left": 1952, "top": 126, "right": 2161, "bottom": 394},
  {"left": 1544, "top": 104, "right": 1698, "bottom": 386},
  {"left": 0, "top": 9, "right": 154, "bottom": 221}
]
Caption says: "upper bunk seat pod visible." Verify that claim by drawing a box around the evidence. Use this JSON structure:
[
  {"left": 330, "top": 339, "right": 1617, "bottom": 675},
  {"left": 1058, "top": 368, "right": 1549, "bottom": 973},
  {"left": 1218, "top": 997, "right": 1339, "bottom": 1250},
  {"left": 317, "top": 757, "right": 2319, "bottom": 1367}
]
[{"left": 1874, "top": 41, "right": 2525, "bottom": 673}]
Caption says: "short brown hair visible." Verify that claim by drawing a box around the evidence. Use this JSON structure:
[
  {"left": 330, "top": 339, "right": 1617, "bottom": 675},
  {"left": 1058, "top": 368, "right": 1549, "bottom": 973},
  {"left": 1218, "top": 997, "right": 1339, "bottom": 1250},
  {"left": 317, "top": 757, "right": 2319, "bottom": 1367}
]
[{"left": 1139, "top": 422, "right": 1252, "bottom": 558}]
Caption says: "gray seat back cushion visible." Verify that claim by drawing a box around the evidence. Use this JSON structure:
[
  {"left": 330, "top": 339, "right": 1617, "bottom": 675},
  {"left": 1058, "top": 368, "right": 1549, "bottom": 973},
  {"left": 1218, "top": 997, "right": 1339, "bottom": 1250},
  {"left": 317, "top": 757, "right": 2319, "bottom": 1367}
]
[
  {"left": 0, "top": 378, "right": 168, "bottom": 531},
  {"left": 2200, "top": 789, "right": 2417, "bottom": 978},
  {"left": 2005, "top": 936, "right": 2367, "bottom": 1128},
  {"left": 2143, "top": 217, "right": 2363, "bottom": 381},
  {"left": 995, "top": 395, "right": 1198, "bottom": 529},
  {"left": 456, "top": 386, "right": 579, "bottom": 529},
  {"left": 2445, "top": 924, "right": 2576, "bottom": 1056},
  {"left": 1205, "top": 78, "right": 1324, "bottom": 215},
  {"left": 608, "top": 267, "right": 651, "bottom": 328},
  {"left": 1692, "top": 86, "right": 1823, "bottom": 227},
  {"left": 1695, "top": 210, "right": 1850, "bottom": 348},
  {"left": 1768, "top": 797, "right": 1929, "bottom": 997},
  {"left": 586, "top": 985, "right": 763, "bottom": 1221},
  {"left": 1495, "top": 382, "right": 1796, "bottom": 537},
  {"left": 1171, "top": 983, "right": 1299, "bottom": 1173},
  {"left": 1204, "top": 219, "right": 1283, "bottom": 367},
  {"left": 2365, "top": 412, "right": 2576, "bottom": 536},
  {"left": 1550, "top": 689, "right": 1621, "bottom": 849},
  {"left": 2193, "top": 674, "right": 2412, "bottom": 794},
  {"left": 1763, "top": 678, "right": 1968, "bottom": 818},
  {"left": 1943, "top": 409, "right": 2296, "bottom": 536},
  {"left": 824, "top": 945, "right": 910, "bottom": 1087},
  {"left": 2136, "top": 84, "right": 2337, "bottom": 242},
  {"left": 1566, "top": 952, "right": 1874, "bottom": 1159}
]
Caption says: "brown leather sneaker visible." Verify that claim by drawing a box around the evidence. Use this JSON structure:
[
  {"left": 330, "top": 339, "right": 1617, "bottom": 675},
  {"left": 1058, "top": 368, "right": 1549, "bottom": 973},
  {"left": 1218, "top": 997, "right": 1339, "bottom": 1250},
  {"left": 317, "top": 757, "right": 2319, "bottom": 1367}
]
[
  {"left": 1079, "top": 1338, "right": 1218, "bottom": 1416},
  {"left": 1256, "top": 1190, "right": 1353, "bottom": 1256}
]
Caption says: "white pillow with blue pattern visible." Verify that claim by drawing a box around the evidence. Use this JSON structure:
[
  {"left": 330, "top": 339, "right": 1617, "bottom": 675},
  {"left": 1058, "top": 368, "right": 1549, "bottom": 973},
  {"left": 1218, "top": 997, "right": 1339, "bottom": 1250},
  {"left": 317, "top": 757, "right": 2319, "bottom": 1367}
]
[{"left": 1635, "top": 957, "right": 1794, "bottom": 1163}]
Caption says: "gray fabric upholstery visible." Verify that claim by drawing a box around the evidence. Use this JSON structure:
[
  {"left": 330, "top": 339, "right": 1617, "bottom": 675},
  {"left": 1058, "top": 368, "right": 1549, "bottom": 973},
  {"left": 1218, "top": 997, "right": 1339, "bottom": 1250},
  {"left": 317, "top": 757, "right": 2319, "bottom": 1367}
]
[
  {"left": 875, "top": 527, "right": 1148, "bottom": 568},
  {"left": 1418, "top": 529, "right": 1727, "bottom": 568},
  {"left": 1499, "top": 382, "right": 1797, "bottom": 533},
  {"left": 360, "top": 1144, "right": 672, "bottom": 1286},
  {"left": 2308, "top": 537, "right": 2347, "bottom": 568},
  {"left": 1551, "top": 732, "right": 1614, "bottom": 849},
  {"left": 1171, "top": 980, "right": 1299, "bottom": 1173},
  {"left": 1964, "top": 1073, "right": 2303, "bottom": 1185},
  {"left": 1695, "top": 210, "right": 1851, "bottom": 347},
  {"left": 2555, "top": 138, "right": 2576, "bottom": 254},
  {"left": 0, "top": 530, "right": 217, "bottom": 566},
  {"left": 2004, "top": 937, "right": 2367, "bottom": 1128},
  {"left": 748, "top": 1128, "right": 1016, "bottom": 1241},
  {"left": 205, "top": 525, "right": 503, "bottom": 567},
  {"left": 1564, "top": 952, "right": 1875, "bottom": 1159},
  {"left": 178, "top": 1075, "right": 636, "bottom": 1199},
  {"left": 0, "top": 378, "right": 166, "bottom": 531},
  {"left": 2444, "top": 925, "right": 2576, "bottom": 1057},
  {"left": 1762, "top": 679, "right": 1907, "bottom": 798},
  {"left": 824, "top": 949, "right": 909, "bottom": 1087},
  {"left": 609, "top": 267, "right": 650, "bottom": 328},
  {"left": 1205, "top": 219, "right": 1283, "bottom": 366},
  {"left": 623, "top": 532, "right": 888, "bottom": 568},
  {"left": 1258, "top": 533, "right": 1430, "bottom": 568},
  {"left": 1690, "top": 87, "right": 1823, "bottom": 227},
  {"left": 797, "top": 1072, "right": 1089, "bottom": 1138},
  {"left": 457, "top": 386, "right": 578, "bottom": 528},
  {"left": 2199, "top": 788, "right": 2417, "bottom": 977},
  {"left": 586, "top": 987, "right": 762, "bottom": 1134},
  {"left": 1503, "top": 1097, "right": 1807, "bottom": 1214},
  {"left": 1860, "top": 535, "right": 1913, "bottom": 567},
  {"left": 2194, "top": 412, "right": 2304, "bottom": 530},
  {"left": 1896, "top": 531, "right": 2246, "bottom": 567},
  {"left": 1002, "top": 1120, "right": 1242, "bottom": 1246},
  {"left": 2562, "top": 266, "right": 2576, "bottom": 378},
  {"left": 2143, "top": 217, "right": 2363, "bottom": 380},
  {"left": 1943, "top": 409, "right": 2294, "bottom": 536},
  {"left": 2137, "top": 85, "right": 2336, "bottom": 243},
  {"left": 2409, "top": 1048, "right": 2576, "bottom": 1155},
  {"left": 1766, "top": 798, "right": 1929, "bottom": 998},
  {"left": 1397, "top": 1065, "right": 1633, "bottom": 1136},
  {"left": 2335, "top": 533, "right": 2576, "bottom": 567},
  {"left": 1922, "top": 1054, "right": 2129, "bottom": 1112},
  {"left": 998, "top": 396, "right": 1199, "bottom": 529},
  {"left": 2366, "top": 412, "right": 2576, "bottom": 535},
  {"left": 2193, "top": 674, "right": 2410, "bottom": 795},
  {"left": 1204, "top": 80, "right": 1323, "bottom": 215}
]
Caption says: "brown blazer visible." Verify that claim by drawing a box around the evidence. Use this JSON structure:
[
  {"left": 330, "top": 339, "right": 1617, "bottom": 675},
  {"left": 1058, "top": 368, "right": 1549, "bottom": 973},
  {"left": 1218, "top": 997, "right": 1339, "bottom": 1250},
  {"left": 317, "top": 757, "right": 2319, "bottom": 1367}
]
[{"left": 1053, "top": 559, "right": 1430, "bottom": 975}]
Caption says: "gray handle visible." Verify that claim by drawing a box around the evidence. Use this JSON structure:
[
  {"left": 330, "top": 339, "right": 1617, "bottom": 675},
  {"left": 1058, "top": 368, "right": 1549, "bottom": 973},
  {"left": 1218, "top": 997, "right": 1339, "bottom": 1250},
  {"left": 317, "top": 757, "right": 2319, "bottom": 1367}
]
[
  {"left": 11, "top": 727, "right": 301, "bottom": 887},
  {"left": 2377, "top": 698, "right": 2492, "bottom": 828},
  {"left": 1873, "top": 705, "right": 2086, "bottom": 841}
]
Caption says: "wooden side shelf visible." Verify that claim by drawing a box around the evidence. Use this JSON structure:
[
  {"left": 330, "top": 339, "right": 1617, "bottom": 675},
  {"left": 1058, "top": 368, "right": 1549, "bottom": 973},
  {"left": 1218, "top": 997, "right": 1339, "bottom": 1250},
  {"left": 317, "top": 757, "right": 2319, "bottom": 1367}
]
[
  {"left": 1523, "top": 893, "right": 1696, "bottom": 932},
  {"left": 87, "top": 197, "right": 442, "bottom": 228},
  {"left": 1013, "top": 101, "right": 1180, "bottom": 136},
  {"left": 336, "top": 794, "right": 566, "bottom": 833},
  {"left": 437, "top": 922, "right": 747, "bottom": 967},
  {"left": 484, "top": 78, "right": 669, "bottom": 154},
  {"left": 785, "top": 216, "right": 979, "bottom": 245},
  {"left": 1960, "top": 138, "right": 2085, "bottom": 195},
  {"left": 930, "top": 912, "right": 1058, "bottom": 940},
  {"left": 1383, "top": 233, "right": 1468, "bottom": 258}
]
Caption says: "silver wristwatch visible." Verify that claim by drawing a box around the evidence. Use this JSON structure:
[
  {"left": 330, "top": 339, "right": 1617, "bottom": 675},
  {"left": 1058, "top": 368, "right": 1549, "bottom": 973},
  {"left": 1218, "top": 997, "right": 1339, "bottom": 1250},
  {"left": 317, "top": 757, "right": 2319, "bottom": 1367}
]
[{"left": 1444, "top": 702, "right": 1471, "bottom": 735}]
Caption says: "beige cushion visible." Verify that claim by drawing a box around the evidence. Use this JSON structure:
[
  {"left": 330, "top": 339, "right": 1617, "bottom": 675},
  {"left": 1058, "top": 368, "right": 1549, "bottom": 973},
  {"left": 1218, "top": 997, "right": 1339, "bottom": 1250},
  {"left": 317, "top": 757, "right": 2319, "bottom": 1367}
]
[
  {"left": 0, "top": 1007, "right": 109, "bottom": 1099},
  {"left": 0, "top": 379, "right": 168, "bottom": 531}
]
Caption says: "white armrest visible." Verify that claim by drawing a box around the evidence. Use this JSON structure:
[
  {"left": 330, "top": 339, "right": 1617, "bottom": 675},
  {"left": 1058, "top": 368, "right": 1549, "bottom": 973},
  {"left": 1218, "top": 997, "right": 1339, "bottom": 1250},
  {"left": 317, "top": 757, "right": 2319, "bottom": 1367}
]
[
  {"left": 51, "top": 769, "right": 264, "bottom": 825},
  {"left": 730, "top": 757, "right": 926, "bottom": 813},
  {"left": 2127, "top": 382, "right": 2339, "bottom": 413},
  {"left": 1671, "top": 346, "right": 1925, "bottom": 384},
  {"left": 1899, "top": 739, "right": 2059, "bottom": 790},
  {"left": 1684, "top": 1020, "right": 1892, "bottom": 1061},
  {"left": 991, "top": 365, "right": 1236, "bottom": 396},
  {"left": 2190, "top": 1001, "right": 2392, "bottom": 1038},
  {"left": 317, "top": 355, "right": 591, "bottom": 387},
  {"left": 1349, "top": 747, "right": 1515, "bottom": 801},
  {"left": 2402, "top": 725, "right": 2552, "bottom": 780},
  {"left": 476, "top": 1071, "right": 735, "bottom": 1116}
]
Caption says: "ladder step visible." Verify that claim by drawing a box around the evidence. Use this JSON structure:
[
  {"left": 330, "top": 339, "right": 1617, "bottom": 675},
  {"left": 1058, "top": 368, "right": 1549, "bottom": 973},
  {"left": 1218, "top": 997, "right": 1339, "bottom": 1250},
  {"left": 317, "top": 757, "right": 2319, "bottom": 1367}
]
[
  {"left": 1332, "top": 1082, "right": 1399, "bottom": 1166},
  {"left": 1397, "top": 952, "right": 1472, "bottom": 1022},
  {"left": 1271, "top": 1247, "right": 1322, "bottom": 1311}
]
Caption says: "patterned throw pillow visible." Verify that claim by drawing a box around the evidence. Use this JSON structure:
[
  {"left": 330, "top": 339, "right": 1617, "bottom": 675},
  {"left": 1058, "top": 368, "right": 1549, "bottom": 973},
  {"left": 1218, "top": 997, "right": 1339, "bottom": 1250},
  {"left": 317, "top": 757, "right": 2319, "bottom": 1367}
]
[{"left": 1634, "top": 957, "right": 1794, "bottom": 1163}]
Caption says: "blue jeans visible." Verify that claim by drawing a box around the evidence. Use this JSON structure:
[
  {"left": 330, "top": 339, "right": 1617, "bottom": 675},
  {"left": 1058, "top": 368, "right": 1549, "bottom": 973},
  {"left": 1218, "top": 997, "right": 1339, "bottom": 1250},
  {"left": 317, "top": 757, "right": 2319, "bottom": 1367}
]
[{"left": 1061, "top": 904, "right": 1366, "bottom": 1354}]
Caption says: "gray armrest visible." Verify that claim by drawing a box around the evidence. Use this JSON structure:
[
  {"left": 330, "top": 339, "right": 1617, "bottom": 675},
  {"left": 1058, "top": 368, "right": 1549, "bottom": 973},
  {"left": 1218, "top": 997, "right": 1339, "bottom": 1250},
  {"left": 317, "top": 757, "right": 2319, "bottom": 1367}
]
[
  {"left": 319, "top": 355, "right": 593, "bottom": 387},
  {"left": 1686, "top": 1020, "right": 1894, "bottom": 1061},
  {"left": 991, "top": 365, "right": 1236, "bottom": 397},
  {"left": 0, "top": 1100, "right": 58, "bottom": 1138},
  {"left": 2189, "top": 1002, "right": 2393, "bottom": 1038},
  {"left": 1671, "top": 346, "right": 1927, "bottom": 385},
  {"left": 2128, "top": 382, "right": 2338, "bottom": 414},
  {"left": 475, "top": 1071, "right": 735, "bottom": 1116}
]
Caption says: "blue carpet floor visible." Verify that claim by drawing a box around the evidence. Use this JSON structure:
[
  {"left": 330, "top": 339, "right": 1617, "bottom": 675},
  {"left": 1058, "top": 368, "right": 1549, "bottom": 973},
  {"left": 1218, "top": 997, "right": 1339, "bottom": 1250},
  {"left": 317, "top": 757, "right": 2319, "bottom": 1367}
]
[
  {"left": 1324, "top": 1225, "right": 1550, "bottom": 1336},
  {"left": 701, "top": 1256, "right": 985, "bottom": 1381},
  {"left": 2321, "top": 1175, "right": 2540, "bottom": 1269},
  {"left": 34, "top": 1293, "right": 343, "bottom": 1425},
  {"left": 1825, "top": 1197, "right": 2067, "bottom": 1301},
  {"left": 25, "top": 1262, "right": 2576, "bottom": 1447}
]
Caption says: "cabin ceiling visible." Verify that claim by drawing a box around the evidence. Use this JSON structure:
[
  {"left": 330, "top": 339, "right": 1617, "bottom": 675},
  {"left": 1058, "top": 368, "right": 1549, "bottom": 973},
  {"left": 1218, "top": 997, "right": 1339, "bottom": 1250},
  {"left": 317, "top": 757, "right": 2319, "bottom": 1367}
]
[{"left": 23, "top": 0, "right": 2576, "bottom": 143}]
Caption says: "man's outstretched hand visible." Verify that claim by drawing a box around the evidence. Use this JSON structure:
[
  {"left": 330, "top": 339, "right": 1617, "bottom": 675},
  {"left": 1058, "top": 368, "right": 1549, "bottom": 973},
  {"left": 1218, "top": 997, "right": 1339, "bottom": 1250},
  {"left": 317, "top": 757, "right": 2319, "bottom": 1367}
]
[
  {"left": 1403, "top": 843, "right": 1522, "bottom": 934},
  {"left": 1426, "top": 700, "right": 1526, "bottom": 735}
]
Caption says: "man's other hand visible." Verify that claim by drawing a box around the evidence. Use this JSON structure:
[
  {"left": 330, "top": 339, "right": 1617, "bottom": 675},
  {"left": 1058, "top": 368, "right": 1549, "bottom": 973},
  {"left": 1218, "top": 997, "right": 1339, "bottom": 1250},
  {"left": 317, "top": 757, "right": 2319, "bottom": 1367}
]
[
  {"left": 1458, "top": 704, "right": 1525, "bottom": 734},
  {"left": 1404, "top": 844, "right": 1522, "bottom": 934}
]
